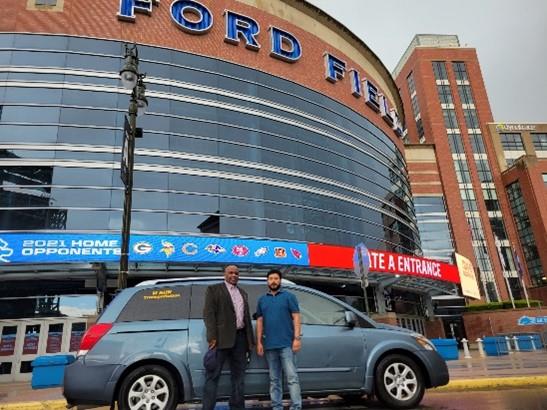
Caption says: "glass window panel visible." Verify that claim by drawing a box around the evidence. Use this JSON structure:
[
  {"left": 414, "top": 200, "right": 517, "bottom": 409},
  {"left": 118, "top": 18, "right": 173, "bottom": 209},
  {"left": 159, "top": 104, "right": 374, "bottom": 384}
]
[
  {"left": 0, "top": 326, "right": 17, "bottom": 357},
  {"left": 46, "top": 323, "right": 63, "bottom": 354},
  {"left": 3, "top": 87, "right": 62, "bottom": 104},
  {"left": 292, "top": 290, "right": 346, "bottom": 326},
  {"left": 22, "top": 324, "right": 40, "bottom": 355}
]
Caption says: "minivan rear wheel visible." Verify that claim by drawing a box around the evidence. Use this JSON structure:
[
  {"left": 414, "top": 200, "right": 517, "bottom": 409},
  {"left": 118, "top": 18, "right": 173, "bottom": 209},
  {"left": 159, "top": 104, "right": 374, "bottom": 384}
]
[
  {"left": 374, "top": 354, "right": 424, "bottom": 409},
  {"left": 117, "top": 364, "right": 178, "bottom": 410}
]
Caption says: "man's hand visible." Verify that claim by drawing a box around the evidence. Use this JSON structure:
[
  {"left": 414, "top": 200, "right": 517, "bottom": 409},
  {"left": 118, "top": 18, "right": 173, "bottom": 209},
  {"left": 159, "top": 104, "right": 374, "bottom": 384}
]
[
  {"left": 292, "top": 339, "right": 301, "bottom": 353},
  {"left": 257, "top": 342, "right": 264, "bottom": 357},
  {"left": 208, "top": 339, "right": 217, "bottom": 349}
]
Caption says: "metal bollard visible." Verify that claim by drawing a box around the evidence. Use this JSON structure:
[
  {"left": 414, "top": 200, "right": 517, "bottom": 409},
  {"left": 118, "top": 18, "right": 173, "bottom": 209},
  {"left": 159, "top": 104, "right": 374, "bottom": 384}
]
[
  {"left": 461, "top": 338, "right": 472, "bottom": 359},
  {"left": 476, "top": 338, "right": 485, "bottom": 357},
  {"left": 530, "top": 335, "right": 537, "bottom": 351},
  {"left": 512, "top": 335, "right": 520, "bottom": 352},
  {"left": 505, "top": 336, "right": 513, "bottom": 354}
]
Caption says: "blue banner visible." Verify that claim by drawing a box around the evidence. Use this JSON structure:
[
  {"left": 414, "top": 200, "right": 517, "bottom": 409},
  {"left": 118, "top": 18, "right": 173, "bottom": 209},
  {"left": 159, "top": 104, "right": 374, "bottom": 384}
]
[{"left": 0, "top": 233, "right": 309, "bottom": 266}]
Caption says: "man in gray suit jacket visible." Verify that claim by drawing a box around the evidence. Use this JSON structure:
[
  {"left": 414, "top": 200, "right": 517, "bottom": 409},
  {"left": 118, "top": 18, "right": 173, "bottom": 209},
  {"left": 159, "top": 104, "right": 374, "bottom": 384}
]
[{"left": 202, "top": 265, "right": 254, "bottom": 410}]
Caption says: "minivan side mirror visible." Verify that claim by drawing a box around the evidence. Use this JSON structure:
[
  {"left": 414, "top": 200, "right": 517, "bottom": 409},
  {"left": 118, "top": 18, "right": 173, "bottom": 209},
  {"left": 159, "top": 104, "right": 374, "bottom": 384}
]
[{"left": 345, "top": 311, "right": 358, "bottom": 328}]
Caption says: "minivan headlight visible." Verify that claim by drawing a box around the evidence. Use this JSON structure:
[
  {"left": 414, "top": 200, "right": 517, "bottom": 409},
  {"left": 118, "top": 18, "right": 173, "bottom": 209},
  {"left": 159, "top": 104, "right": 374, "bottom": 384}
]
[{"left": 412, "top": 334, "right": 435, "bottom": 351}]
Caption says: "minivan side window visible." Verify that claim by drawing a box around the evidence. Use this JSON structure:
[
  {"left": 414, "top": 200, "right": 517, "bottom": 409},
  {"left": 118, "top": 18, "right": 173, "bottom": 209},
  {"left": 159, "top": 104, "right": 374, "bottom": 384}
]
[
  {"left": 189, "top": 283, "right": 263, "bottom": 319},
  {"left": 291, "top": 290, "right": 348, "bottom": 326},
  {"left": 116, "top": 285, "right": 191, "bottom": 322}
]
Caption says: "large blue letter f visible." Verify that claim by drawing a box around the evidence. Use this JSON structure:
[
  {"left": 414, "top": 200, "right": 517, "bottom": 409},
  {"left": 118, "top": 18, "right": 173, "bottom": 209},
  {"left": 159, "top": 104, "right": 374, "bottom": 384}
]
[{"left": 118, "top": 0, "right": 159, "bottom": 22}]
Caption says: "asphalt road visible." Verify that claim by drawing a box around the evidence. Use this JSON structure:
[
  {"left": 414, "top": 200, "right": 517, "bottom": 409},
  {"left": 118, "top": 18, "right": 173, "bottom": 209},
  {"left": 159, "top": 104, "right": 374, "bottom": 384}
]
[{"left": 290, "top": 388, "right": 547, "bottom": 410}]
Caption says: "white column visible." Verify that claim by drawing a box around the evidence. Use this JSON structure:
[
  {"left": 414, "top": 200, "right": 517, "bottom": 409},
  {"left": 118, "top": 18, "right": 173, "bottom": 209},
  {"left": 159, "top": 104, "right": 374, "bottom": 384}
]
[
  {"left": 476, "top": 338, "right": 485, "bottom": 357},
  {"left": 505, "top": 336, "right": 513, "bottom": 354},
  {"left": 512, "top": 335, "right": 520, "bottom": 352},
  {"left": 462, "top": 338, "right": 472, "bottom": 359}
]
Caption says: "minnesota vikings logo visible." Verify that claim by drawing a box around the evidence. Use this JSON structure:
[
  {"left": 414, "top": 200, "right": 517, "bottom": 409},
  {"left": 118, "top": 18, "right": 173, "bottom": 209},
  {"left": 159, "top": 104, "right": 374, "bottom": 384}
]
[{"left": 160, "top": 240, "right": 175, "bottom": 258}]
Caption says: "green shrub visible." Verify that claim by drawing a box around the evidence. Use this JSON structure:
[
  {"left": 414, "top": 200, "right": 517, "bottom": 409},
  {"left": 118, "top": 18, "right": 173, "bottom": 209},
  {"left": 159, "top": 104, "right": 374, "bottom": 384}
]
[{"left": 466, "top": 299, "right": 541, "bottom": 312}]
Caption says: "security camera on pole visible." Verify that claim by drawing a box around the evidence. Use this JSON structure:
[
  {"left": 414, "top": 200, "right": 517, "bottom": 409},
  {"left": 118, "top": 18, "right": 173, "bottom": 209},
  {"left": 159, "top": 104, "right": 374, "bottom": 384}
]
[{"left": 353, "top": 242, "right": 371, "bottom": 315}]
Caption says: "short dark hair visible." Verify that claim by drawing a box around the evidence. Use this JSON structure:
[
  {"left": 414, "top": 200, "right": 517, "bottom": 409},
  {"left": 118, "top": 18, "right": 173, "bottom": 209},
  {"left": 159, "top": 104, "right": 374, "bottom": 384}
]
[{"left": 267, "top": 269, "right": 282, "bottom": 279}]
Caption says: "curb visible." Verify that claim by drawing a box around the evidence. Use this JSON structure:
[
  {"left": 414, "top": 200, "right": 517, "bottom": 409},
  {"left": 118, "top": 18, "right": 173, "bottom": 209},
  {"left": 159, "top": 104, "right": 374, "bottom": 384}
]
[
  {"left": 434, "top": 375, "right": 547, "bottom": 392},
  {"left": 0, "top": 400, "right": 67, "bottom": 410}
]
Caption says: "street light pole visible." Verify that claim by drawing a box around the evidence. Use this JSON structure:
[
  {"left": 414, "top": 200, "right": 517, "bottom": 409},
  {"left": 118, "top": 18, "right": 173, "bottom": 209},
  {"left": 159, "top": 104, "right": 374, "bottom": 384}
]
[{"left": 118, "top": 44, "right": 147, "bottom": 290}]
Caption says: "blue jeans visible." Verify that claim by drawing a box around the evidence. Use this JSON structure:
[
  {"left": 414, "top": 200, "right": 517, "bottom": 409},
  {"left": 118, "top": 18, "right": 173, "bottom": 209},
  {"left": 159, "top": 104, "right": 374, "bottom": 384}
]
[{"left": 265, "top": 347, "right": 301, "bottom": 410}]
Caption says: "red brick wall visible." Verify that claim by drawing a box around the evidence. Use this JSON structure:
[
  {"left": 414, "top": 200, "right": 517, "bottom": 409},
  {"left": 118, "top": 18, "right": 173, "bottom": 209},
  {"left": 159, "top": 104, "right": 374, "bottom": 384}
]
[
  {"left": 424, "top": 318, "right": 445, "bottom": 339},
  {"left": 371, "top": 313, "right": 398, "bottom": 326},
  {"left": 529, "top": 287, "right": 547, "bottom": 306},
  {"left": 463, "top": 308, "right": 547, "bottom": 340},
  {"left": 0, "top": 0, "right": 402, "bottom": 149}
]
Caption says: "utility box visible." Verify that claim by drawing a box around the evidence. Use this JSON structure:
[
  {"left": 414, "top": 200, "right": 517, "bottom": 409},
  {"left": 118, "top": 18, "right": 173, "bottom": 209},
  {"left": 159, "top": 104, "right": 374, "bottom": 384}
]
[
  {"left": 482, "top": 336, "right": 508, "bottom": 356},
  {"left": 31, "top": 354, "right": 76, "bottom": 389},
  {"left": 430, "top": 338, "right": 459, "bottom": 361}
]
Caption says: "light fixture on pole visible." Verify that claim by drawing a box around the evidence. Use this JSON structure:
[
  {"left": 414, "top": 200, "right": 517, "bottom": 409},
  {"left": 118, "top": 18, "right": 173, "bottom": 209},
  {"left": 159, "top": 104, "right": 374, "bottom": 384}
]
[{"left": 118, "top": 44, "right": 147, "bottom": 290}]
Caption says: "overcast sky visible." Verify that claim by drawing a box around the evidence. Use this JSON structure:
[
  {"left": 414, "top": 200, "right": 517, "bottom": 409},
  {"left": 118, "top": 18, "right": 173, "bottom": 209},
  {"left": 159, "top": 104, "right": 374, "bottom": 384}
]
[{"left": 308, "top": 0, "right": 546, "bottom": 123}]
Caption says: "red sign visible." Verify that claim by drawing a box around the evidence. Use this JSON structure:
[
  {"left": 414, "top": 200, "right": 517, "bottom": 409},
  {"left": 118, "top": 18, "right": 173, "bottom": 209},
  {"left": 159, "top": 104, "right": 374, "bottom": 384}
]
[
  {"left": 46, "top": 332, "right": 63, "bottom": 354},
  {"left": 22, "top": 334, "right": 39, "bottom": 355},
  {"left": 308, "top": 244, "right": 460, "bottom": 284},
  {"left": 0, "top": 335, "right": 16, "bottom": 356}
]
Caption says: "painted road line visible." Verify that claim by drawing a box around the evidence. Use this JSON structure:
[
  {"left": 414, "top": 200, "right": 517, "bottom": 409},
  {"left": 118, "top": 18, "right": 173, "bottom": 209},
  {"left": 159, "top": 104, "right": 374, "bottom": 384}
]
[{"left": 435, "top": 375, "right": 547, "bottom": 392}]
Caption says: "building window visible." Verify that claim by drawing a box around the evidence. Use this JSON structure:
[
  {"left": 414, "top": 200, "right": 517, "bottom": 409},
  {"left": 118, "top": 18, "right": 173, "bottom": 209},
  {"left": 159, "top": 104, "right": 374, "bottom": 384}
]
[
  {"left": 437, "top": 85, "right": 453, "bottom": 105},
  {"left": 470, "top": 132, "right": 486, "bottom": 154},
  {"left": 500, "top": 133, "right": 524, "bottom": 150},
  {"left": 475, "top": 159, "right": 493, "bottom": 183},
  {"left": 531, "top": 133, "right": 547, "bottom": 150},
  {"left": 506, "top": 181, "right": 543, "bottom": 285},
  {"left": 463, "top": 108, "right": 479, "bottom": 129},
  {"left": 406, "top": 72, "right": 416, "bottom": 95},
  {"left": 458, "top": 84, "right": 474, "bottom": 105},
  {"left": 443, "top": 109, "right": 459, "bottom": 129},
  {"left": 482, "top": 188, "right": 500, "bottom": 211},
  {"left": 453, "top": 62, "right": 468, "bottom": 81},
  {"left": 543, "top": 174, "right": 547, "bottom": 186},
  {"left": 432, "top": 61, "right": 448, "bottom": 80},
  {"left": 448, "top": 133, "right": 465, "bottom": 154},
  {"left": 411, "top": 95, "right": 421, "bottom": 118},
  {"left": 35, "top": 0, "right": 57, "bottom": 5},
  {"left": 454, "top": 159, "right": 472, "bottom": 183}
]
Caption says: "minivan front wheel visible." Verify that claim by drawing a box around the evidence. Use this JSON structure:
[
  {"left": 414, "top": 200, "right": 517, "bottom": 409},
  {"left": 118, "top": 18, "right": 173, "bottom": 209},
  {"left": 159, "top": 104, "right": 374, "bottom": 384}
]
[
  {"left": 118, "top": 364, "right": 179, "bottom": 410},
  {"left": 374, "top": 354, "right": 424, "bottom": 409}
]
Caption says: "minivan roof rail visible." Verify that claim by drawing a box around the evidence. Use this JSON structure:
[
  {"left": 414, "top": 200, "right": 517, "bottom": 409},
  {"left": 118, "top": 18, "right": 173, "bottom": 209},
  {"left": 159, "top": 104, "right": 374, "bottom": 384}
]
[{"left": 136, "top": 276, "right": 296, "bottom": 287}]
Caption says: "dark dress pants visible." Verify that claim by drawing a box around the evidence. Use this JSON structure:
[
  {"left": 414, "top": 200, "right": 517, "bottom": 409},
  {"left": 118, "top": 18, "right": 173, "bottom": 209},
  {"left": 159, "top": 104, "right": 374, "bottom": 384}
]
[{"left": 202, "top": 330, "right": 248, "bottom": 410}]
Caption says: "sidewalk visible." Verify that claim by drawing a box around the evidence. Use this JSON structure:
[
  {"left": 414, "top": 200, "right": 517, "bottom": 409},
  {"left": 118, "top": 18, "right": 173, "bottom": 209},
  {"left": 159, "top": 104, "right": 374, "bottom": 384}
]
[{"left": 1, "top": 351, "right": 546, "bottom": 409}]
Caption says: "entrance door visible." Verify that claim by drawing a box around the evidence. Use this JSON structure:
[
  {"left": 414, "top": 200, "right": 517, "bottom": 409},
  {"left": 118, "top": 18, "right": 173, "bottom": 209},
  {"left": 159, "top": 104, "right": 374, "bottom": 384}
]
[{"left": 0, "top": 318, "right": 88, "bottom": 382}]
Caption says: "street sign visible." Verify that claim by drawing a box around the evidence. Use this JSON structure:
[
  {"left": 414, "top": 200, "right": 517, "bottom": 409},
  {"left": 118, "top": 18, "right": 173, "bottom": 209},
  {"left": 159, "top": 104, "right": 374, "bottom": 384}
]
[
  {"left": 353, "top": 242, "right": 370, "bottom": 288},
  {"left": 121, "top": 115, "right": 131, "bottom": 185}
]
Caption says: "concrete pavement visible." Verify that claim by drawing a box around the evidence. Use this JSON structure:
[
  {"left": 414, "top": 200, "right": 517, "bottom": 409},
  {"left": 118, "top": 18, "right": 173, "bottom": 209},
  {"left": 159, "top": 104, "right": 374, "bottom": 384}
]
[{"left": 1, "top": 351, "right": 547, "bottom": 409}]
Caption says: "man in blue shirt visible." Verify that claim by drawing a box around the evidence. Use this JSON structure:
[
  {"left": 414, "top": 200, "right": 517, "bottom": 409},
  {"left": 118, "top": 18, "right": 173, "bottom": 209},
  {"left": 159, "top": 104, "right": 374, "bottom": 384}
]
[{"left": 256, "top": 269, "right": 302, "bottom": 410}]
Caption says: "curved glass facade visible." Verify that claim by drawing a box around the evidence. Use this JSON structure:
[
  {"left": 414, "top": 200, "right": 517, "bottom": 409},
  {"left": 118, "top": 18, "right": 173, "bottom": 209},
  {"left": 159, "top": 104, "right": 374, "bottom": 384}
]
[{"left": 0, "top": 34, "right": 420, "bottom": 254}]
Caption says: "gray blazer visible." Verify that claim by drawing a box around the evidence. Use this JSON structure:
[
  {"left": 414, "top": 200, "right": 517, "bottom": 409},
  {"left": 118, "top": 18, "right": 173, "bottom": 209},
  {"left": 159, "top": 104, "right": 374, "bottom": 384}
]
[{"left": 203, "top": 282, "right": 254, "bottom": 350}]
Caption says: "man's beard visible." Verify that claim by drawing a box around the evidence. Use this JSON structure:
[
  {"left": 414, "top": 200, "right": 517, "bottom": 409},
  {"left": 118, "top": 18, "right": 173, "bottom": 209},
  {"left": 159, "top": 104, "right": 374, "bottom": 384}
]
[{"left": 268, "top": 283, "right": 280, "bottom": 291}]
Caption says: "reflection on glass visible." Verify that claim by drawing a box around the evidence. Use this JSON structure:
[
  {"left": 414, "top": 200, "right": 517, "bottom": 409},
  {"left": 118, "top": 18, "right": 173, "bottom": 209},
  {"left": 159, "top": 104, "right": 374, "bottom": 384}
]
[
  {"left": 22, "top": 325, "right": 40, "bottom": 355},
  {"left": 59, "top": 295, "right": 98, "bottom": 318}
]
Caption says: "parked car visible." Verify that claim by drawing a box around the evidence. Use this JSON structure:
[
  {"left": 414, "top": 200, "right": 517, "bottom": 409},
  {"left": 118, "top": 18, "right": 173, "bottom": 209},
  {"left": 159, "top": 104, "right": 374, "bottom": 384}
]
[{"left": 63, "top": 277, "right": 449, "bottom": 409}]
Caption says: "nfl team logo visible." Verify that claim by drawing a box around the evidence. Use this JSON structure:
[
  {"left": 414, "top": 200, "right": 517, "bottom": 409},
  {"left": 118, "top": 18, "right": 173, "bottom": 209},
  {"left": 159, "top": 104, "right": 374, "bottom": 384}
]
[
  {"left": 206, "top": 244, "right": 226, "bottom": 255},
  {"left": 274, "top": 247, "right": 287, "bottom": 258},
  {"left": 232, "top": 245, "right": 249, "bottom": 257},
  {"left": 290, "top": 248, "right": 302, "bottom": 260}
]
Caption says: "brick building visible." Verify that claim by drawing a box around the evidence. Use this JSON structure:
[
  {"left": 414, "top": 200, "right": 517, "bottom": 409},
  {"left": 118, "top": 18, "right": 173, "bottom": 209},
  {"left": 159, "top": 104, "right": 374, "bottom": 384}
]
[
  {"left": 486, "top": 123, "right": 547, "bottom": 300},
  {"left": 394, "top": 35, "right": 528, "bottom": 304}
]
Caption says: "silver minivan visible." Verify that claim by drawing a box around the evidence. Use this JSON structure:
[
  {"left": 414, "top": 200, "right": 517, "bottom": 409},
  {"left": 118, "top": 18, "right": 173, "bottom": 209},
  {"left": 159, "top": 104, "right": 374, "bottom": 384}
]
[{"left": 63, "top": 277, "right": 449, "bottom": 409}]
